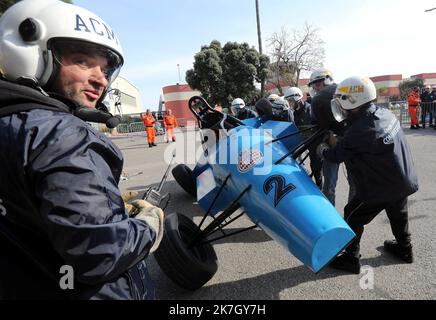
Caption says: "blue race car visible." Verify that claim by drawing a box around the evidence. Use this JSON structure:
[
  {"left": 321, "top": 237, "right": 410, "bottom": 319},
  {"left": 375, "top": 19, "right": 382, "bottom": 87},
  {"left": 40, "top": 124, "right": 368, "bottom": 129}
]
[{"left": 154, "top": 96, "right": 355, "bottom": 290}]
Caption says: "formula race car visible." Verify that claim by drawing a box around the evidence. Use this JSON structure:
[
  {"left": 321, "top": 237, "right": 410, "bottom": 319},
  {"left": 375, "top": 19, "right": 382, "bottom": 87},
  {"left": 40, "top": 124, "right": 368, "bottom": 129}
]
[{"left": 153, "top": 96, "right": 355, "bottom": 290}]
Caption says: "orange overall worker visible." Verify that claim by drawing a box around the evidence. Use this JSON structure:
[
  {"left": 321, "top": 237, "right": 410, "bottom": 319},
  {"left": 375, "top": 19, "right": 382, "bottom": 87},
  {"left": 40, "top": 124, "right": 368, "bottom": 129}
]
[
  {"left": 141, "top": 109, "right": 157, "bottom": 147},
  {"left": 163, "top": 109, "right": 178, "bottom": 142},
  {"left": 407, "top": 87, "right": 421, "bottom": 130}
]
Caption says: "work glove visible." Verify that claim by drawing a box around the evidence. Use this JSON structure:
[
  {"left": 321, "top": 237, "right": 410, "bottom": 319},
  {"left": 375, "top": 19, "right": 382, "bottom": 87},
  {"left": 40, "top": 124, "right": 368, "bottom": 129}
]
[
  {"left": 131, "top": 200, "right": 164, "bottom": 253},
  {"left": 316, "top": 143, "right": 330, "bottom": 160},
  {"left": 122, "top": 191, "right": 139, "bottom": 212}
]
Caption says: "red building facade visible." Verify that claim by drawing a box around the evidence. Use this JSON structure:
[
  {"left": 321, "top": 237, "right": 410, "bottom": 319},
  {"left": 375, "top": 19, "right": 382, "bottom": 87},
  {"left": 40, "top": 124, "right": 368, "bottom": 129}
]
[{"left": 162, "top": 84, "right": 201, "bottom": 126}]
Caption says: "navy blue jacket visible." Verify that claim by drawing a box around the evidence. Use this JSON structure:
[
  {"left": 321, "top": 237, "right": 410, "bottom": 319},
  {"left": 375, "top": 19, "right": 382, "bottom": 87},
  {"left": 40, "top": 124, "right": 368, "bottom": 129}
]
[
  {"left": 324, "top": 104, "right": 419, "bottom": 204},
  {"left": 0, "top": 80, "right": 156, "bottom": 300}
]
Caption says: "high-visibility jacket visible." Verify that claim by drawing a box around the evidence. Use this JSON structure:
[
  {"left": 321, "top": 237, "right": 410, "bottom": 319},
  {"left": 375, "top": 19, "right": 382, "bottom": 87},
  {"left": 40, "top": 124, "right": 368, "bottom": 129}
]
[
  {"left": 163, "top": 114, "right": 178, "bottom": 127},
  {"left": 407, "top": 92, "right": 421, "bottom": 107},
  {"left": 142, "top": 114, "right": 156, "bottom": 127}
]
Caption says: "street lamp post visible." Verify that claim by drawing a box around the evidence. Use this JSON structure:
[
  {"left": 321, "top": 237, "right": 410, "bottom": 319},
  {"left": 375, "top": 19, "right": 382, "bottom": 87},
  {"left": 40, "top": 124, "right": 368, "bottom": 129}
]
[
  {"left": 177, "top": 64, "right": 182, "bottom": 84},
  {"left": 255, "top": 0, "right": 265, "bottom": 97}
]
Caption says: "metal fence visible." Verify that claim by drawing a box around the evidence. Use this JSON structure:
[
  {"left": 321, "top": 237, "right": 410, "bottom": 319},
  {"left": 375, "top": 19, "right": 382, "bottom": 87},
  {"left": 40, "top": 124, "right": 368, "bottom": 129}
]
[
  {"left": 384, "top": 101, "right": 436, "bottom": 127},
  {"left": 112, "top": 118, "right": 195, "bottom": 135}
]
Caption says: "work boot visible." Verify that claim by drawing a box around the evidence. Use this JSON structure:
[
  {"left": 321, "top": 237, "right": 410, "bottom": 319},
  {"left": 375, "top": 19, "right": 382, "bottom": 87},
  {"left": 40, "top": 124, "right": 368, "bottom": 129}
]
[
  {"left": 149, "top": 143, "right": 153, "bottom": 148},
  {"left": 383, "top": 240, "right": 413, "bottom": 263},
  {"left": 329, "top": 252, "right": 361, "bottom": 274},
  {"left": 416, "top": 125, "right": 421, "bottom": 129},
  {"left": 172, "top": 138, "right": 176, "bottom": 142},
  {"left": 152, "top": 142, "right": 157, "bottom": 146},
  {"left": 410, "top": 126, "right": 417, "bottom": 130}
]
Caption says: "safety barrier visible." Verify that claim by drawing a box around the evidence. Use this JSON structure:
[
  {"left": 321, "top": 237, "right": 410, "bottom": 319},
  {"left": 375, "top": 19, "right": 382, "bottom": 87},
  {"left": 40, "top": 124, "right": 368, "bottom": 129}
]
[{"left": 106, "top": 118, "right": 196, "bottom": 136}]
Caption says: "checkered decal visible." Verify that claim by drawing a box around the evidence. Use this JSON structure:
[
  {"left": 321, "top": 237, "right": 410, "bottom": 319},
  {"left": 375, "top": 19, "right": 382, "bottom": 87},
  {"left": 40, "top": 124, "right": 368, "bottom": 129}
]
[{"left": 238, "top": 149, "right": 264, "bottom": 173}]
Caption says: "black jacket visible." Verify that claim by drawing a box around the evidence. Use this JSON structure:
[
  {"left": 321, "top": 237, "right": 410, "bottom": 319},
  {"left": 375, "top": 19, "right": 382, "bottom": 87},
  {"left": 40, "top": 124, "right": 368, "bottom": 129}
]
[
  {"left": 324, "top": 104, "right": 419, "bottom": 204},
  {"left": 0, "top": 80, "right": 156, "bottom": 300},
  {"left": 236, "top": 108, "right": 257, "bottom": 120},
  {"left": 311, "top": 84, "right": 346, "bottom": 136},
  {"left": 420, "top": 91, "right": 431, "bottom": 103},
  {"left": 293, "top": 102, "right": 312, "bottom": 127}
]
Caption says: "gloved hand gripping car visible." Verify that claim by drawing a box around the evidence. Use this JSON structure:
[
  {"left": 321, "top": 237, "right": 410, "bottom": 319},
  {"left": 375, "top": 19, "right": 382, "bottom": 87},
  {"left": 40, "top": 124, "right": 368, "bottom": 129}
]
[{"left": 130, "top": 200, "right": 164, "bottom": 253}]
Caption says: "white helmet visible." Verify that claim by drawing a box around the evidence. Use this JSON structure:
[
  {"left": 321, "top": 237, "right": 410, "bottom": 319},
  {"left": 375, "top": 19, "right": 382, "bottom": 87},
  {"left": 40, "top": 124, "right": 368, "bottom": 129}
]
[
  {"left": 0, "top": 0, "right": 123, "bottom": 88},
  {"left": 231, "top": 98, "right": 245, "bottom": 114},
  {"left": 272, "top": 97, "right": 290, "bottom": 111},
  {"left": 308, "top": 68, "right": 334, "bottom": 87},
  {"left": 231, "top": 98, "right": 245, "bottom": 109},
  {"left": 284, "top": 87, "right": 303, "bottom": 102},
  {"left": 267, "top": 93, "right": 279, "bottom": 103},
  {"left": 331, "top": 76, "right": 377, "bottom": 122}
]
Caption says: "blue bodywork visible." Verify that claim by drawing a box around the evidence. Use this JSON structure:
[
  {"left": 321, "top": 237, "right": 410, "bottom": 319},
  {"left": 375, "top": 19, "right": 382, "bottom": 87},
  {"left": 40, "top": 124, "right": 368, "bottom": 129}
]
[{"left": 192, "top": 117, "right": 355, "bottom": 273}]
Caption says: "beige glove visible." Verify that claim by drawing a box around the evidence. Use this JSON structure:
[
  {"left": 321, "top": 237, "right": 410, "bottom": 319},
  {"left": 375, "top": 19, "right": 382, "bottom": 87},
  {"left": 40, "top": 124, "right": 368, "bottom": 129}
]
[
  {"left": 122, "top": 191, "right": 139, "bottom": 212},
  {"left": 131, "top": 200, "right": 164, "bottom": 253}
]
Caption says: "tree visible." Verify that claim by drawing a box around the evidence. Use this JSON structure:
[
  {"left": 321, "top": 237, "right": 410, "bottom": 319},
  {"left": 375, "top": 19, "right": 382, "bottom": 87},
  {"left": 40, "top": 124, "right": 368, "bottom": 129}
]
[
  {"left": 399, "top": 78, "right": 424, "bottom": 100},
  {"left": 186, "top": 40, "right": 269, "bottom": 107},
  {"left": 1, "top": 0, "right": 72, "bottom": 16},
  {"left": 267, "top": 23, "right": 325, "bottom": 94}
]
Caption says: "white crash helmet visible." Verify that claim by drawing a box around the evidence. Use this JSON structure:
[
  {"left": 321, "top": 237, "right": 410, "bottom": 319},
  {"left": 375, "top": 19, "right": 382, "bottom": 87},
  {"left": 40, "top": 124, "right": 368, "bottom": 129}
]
[
  {"left": 231, "top": 98, "right": 245, "bottom": 114},
  {"left": 272, "top": 96, "right": 290, "bottom": 111},
  {"left": 308, "top": 68, "right": 334, "bottom": 97},
  {"left": 267, "top": 93, "right": 279, "bottom": 103},
  {"left": 0, "top": 0, "right": 123, "bottom": 88},
  {"left": 284, "top": 87, "right": 303, "bottom": 102},
  {"left": 331, "top": 76, "right": 377, "bottom": 123},
  {"left": 231, "top": 98, "right": 245, "bottom": 109}
]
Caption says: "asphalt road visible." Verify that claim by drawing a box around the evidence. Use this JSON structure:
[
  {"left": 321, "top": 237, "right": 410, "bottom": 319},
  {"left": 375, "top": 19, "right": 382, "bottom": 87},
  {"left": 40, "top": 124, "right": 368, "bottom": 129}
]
[{"left": 115, "top": 127, "right": 436, "bottom": 300}]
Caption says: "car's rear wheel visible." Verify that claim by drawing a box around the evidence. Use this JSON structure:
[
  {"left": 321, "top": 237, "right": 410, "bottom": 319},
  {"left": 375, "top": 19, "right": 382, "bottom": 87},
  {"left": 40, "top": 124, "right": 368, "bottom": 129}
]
[{"left": 172, "top": 164, "right": 197, "bottom": 197}]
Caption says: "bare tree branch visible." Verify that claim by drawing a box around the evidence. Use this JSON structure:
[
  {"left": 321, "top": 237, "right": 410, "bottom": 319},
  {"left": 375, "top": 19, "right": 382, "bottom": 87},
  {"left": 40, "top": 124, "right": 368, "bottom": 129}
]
[{"left": 267, "top": 22, "right": 325, "bottom": 91}]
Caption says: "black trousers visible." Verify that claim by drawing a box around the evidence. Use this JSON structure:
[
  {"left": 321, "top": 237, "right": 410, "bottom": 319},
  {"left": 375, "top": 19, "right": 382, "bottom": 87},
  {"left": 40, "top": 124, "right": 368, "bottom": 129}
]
[{"left": 343, "top": 196, "right": 411, "bottom": 258}]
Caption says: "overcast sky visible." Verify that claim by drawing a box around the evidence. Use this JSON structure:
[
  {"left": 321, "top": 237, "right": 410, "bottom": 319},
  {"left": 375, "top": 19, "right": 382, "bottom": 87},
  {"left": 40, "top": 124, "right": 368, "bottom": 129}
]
[{"left": 74, "top": 0, "right": 436, "bottom": 110}]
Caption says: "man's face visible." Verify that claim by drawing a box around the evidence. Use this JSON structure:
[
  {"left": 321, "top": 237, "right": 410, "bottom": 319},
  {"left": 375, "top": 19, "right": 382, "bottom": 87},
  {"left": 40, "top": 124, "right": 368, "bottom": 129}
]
[
  {"left": 51, "top": 50, "right": 109, "bottom": 108},
  {"left": 310, "top": 80, "right": 325, "bottom": 94}
]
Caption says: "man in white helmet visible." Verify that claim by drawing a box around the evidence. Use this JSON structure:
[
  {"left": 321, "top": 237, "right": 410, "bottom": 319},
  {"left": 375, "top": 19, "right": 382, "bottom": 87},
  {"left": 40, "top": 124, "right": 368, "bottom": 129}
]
[
  {"left": 267, "top": 93, "right": 279, "bottom": 104},
  {"left": 231, "top": 98, "right": 256, "bottom": 120},
  {"left": 284, "top": 87, "right": 312, "bottom": 127},
  {"left": 0, "top": 0, "right": 163, "bottom": 299},
  {"left": 308, "top": 68, "right": 349, "bottom": 205},
  {"left": 272, "top": 96, "right": 294, "bottom": 122},
  {"left": 317, "top": 76, "right": 418, "bottom": 274},
  {"left": 284, "top": 87, "right": 322, "bottom": 187}
]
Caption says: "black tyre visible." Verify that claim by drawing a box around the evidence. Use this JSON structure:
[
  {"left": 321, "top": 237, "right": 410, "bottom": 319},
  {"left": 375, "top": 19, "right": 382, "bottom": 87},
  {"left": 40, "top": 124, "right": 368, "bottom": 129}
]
[
  {"left": 172, "top": 164, "right": 197, "bottom": 197},
  {"left": 154, "top": 213, "right": 218, "bottom": 290}
]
